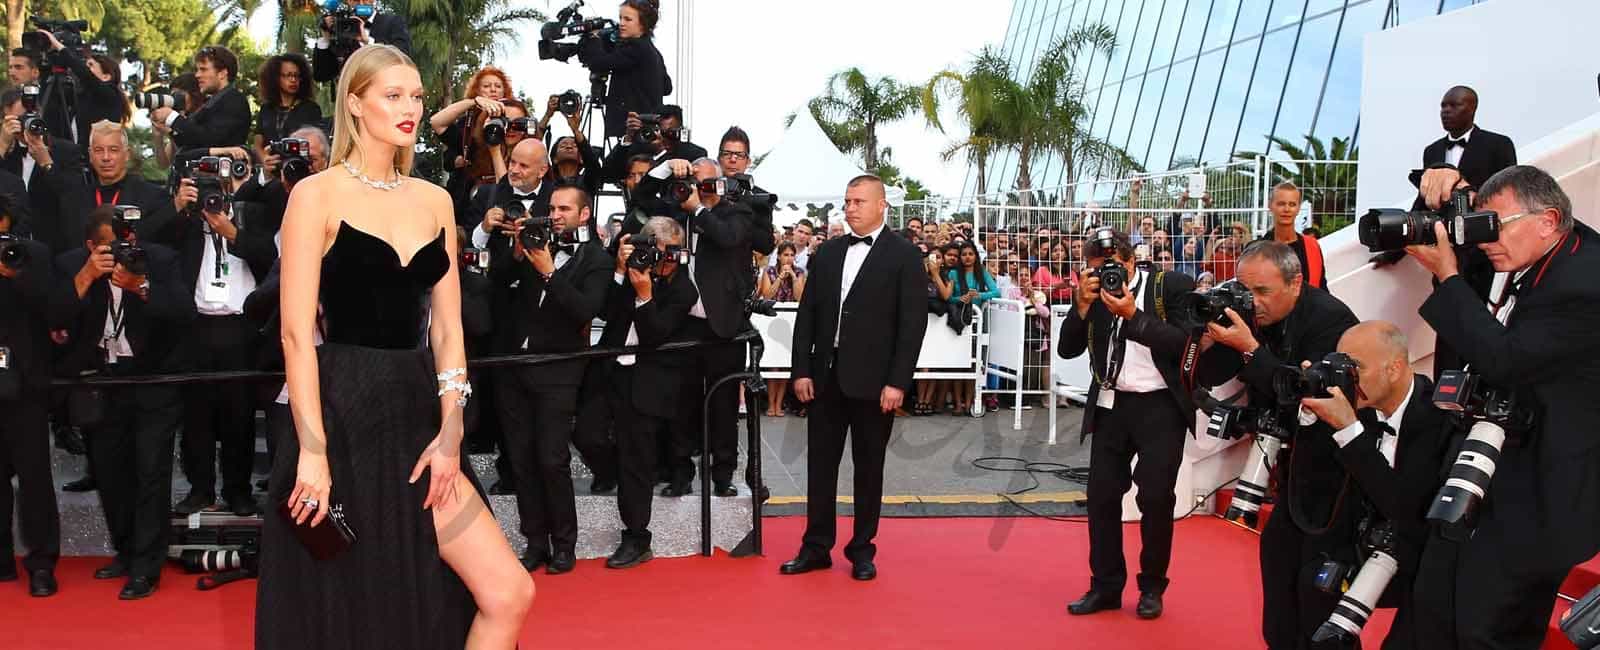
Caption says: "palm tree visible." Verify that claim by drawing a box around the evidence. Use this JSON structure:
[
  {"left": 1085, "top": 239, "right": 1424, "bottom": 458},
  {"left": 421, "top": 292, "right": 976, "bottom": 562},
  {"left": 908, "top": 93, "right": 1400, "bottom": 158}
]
[
  {"left": 1236, "top": 134, "right": 1360, "bottom": 229},
  {"left": 392, "top": 0, "right": 543, "bottom": 103},
  {"left": 809, "top": 67, "right": 923, "bottom": 173},
  {"left": 923, "top": 45, "right": 1008, "bottom": 199}
]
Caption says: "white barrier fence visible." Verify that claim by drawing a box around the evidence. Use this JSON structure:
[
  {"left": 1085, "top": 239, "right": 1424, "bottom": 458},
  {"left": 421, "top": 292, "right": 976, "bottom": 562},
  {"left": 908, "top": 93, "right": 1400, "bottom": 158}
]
[{"left": 749, "top": 301, "right": 985, "bottom": 382}]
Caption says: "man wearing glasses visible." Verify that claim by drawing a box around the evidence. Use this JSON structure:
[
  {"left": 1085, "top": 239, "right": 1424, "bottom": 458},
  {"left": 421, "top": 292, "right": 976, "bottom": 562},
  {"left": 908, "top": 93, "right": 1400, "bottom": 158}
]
[{"left": 718, "top": 126, "right": 776, "bottom": 263}]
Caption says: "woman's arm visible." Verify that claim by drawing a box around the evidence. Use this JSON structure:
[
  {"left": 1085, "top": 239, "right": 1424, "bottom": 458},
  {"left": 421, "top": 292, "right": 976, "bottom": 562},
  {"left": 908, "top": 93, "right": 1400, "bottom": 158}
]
[
  {"left": 278, "top": 176, "right": 332, "bottom": 525},
  {"left": 489, "top": 145, "right": 507, "bottom": 180},
  {"left": 758, "top": 269, "right": 777, "bottom": 299},
  {"left": 415, "top": 185, "right": 469, "bottom": 510},
  {"left": 429, "top": 98, "right": 482, "bottom": 134},
  {"left": 976, "top": 270, "right": 1001, "bottom": 304}
]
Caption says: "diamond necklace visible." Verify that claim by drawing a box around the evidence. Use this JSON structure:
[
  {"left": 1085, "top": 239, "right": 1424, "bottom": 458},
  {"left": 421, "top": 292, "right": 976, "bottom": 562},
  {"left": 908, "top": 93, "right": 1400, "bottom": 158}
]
[{"left": 342, "top": 160, "right": 404, "bottom": 191}]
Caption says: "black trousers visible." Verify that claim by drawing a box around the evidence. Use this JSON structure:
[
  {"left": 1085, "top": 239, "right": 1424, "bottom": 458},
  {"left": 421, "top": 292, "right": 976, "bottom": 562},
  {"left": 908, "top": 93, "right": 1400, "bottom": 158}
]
[
  {"left": 1261, "top": 492, "right": 1360, "bottom": 650},
  {"left": 180, "top": 314, "right": 258, "bottom": 501},
  {"left": 496, "top": 367, "right": 579, "bottom": 555},
  {"left": 800, "top": 366, "right": 892, "bottom": 563},
  {"left": 1411, "top": 516, "right": 1569, "bottom": 649},
  {"left": 607, "top": 364, "right": 671, "bottom": 544},
  {"left": 573, "top": 362, "right": 618, "bottom": 486},
  {"left": 1085, "top": 389, "right": 1186, "bottom": 596},
  {"left": 89, "top": 384, "right": 181, "bottom": 580},
  {"left": 0, "top": 388, "right": 59, "bottom": 572},
  {"left": 672, "top": 318, "right": 740, "bottom": 485}
]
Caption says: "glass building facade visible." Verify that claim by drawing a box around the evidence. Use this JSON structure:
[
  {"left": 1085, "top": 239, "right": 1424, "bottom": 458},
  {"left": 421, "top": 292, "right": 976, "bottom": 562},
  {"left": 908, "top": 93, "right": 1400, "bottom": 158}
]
[{"left": 970, "top": 0, "right": 1489, "bottom": 195}]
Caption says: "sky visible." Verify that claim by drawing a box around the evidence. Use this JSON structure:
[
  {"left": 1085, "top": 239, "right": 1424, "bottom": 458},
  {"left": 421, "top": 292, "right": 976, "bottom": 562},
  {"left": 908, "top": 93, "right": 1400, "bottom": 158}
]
[{"left": 247, "top": 0, "right": 1013, "bottom": 196}]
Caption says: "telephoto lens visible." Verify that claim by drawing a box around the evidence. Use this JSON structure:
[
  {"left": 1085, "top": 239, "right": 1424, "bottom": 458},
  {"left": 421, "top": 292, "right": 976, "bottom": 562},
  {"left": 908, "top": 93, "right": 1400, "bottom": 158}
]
[
  {"left": 1222, "top": 433, "right": 1284, "bottom": 529},
  {"left": 1426, "top": 419, "right": 1505, "bottom": 527},
  {"left": 1313, "top": 550, "right": 1400, "bottom": 643},
  {"left": 180, "top": 548, "right": 248, "bottom": 573}
]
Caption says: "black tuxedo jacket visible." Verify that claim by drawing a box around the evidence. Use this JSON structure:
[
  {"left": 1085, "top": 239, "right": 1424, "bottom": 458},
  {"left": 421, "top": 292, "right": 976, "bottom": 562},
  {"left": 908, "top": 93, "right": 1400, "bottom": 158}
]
[
  {"left": 0, "top": 168, "right": 35, "bottom": 239},
  {"left": 171, "top": 85, "right": 252, "bottom": 149},
  {"left": 489, "top": 237, "right": 611, "bottom": 385},
  {"left": 1057, "top": 269, "right": 1198, "bottom": 442},
  {"left": 0, "top": 238, "right": 56, "bottom": 391},
  {"left": 599, "top": 140, "right": 710, "bottom": 186},
  {"left": 579, "top": 36, "right": 671, "bottom": 138},
  {"left": 146, "top": 201, "right": 278, "bottom": 305},
  {"left": 597, "top": 268, "right": 699, "bottom": 418},
  {"left": 463, "top": 177, "right": 556, "bottom": 232},
  {"left": 1409, "top": 126, "right": 1517, "bottom": 204},
  {"left": 1420, "top": 222, "right": 1600, "bottom": 568},
  {"left": 1334, "top": 374, "right": 1452, "bottom": 607},
  {"left": 1, "top": 141, "right": 85, "bottom": 254},
  {"left": 683, "top": 200, "right": 753, "bottom": 338},
  {"left": 792, "top": 229, "right": 928, "bottom": 400},
  {"left": 230, "top": 176, "right": 289, "bottom": 236},
  {"left": 48, "top": 243, "right": 193, "bottom": 377},
  {"left": 1198, "top": 286, "right": 1360, "bottom": 524},
  {"left": 81, "top": 177, "right": 179, "bottom": 244},
  {"left": 313, "top": 13, "right": 413, "bottom": 82}
]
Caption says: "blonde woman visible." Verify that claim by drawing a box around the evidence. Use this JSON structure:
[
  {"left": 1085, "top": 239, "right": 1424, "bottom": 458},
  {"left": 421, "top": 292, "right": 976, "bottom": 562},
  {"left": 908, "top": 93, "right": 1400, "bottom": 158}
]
[{"left": 258, "top": 45, "right": 531, "bottom": 650}]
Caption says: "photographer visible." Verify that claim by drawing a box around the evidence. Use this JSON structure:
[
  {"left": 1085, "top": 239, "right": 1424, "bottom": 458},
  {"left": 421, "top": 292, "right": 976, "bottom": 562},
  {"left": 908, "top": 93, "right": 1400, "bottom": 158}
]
[
  {"left": 49, "top": 206, "right": 191, "bottom": 600},
  {"left": 490, "top": 184, "right": 611, "bottom": 575},
  {"left": 150, "top": 73, "right": 202, "bottom": 171},
  {"left": 600, "top": 105, "right": 707, "bottom": 183},
  {"left": 431, "top": 67, "right": 514, "bottom": 212},
  {"left": 1194, "top": 240, "right": 1358, "bottom": 649},
  {"left": 151, "top": 45, "right": 252, "bottom": 150},
  {"left": 1296, "top": 321, "right": 1452, "bottom": 650},
  {"left": 1403, "top": 166, "right": 1600, "bottom": 649},
  {"left": 82, "top": 121, "right": 178, "bottom": 244},
  {"left": 578, "top": 0, "right": 670, "bottom": 138},
  {"left": 0, "top": 195, "right": 60, "bottom": 597},
  {"left": 311, "top": 0, "right": 412, "bottom": 82},
  {"left": 466, "top": 138, "right": 554, "bottom": 246},
  {"left": 719, "top": 126, "right": 777, "bottom": 260},
  {"left": 646, "top": 156, "right": 752, "bottom": 495},
  {"left": 252, "top": 54, "right": 322, "bottom": 165},
  {"left": 1057, "top": 228, "right": 1196, "bottom": 621},
  {"left": 8, "top": 48, "right": 67, "bottom": 138},
  {"left": 580, "top": 218, "right": 698, "bottom": 569},
  {"left": 31, "top": 30, "right": 127, "bottom": 148},
  {"left": 148, "top": 151, "right": 277, "bottom": 517},
  {"left": 610, "top": 152, "right": 666, "bottom": 250},
  {"left": 1, "top": 87, "right": 87, "bottom": 254},
  {"left": 237, "top": 125, "right": 330, "bottom": 235}
]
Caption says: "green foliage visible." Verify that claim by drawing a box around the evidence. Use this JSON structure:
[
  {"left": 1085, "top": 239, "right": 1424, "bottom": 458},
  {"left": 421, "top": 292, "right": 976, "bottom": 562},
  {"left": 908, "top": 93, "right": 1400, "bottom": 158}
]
[
  {"left": 808, "top": 67, "right": 924, "bottom": 172},
  {"left": 1236, "top": 134, "right": 1361, "bottom": 230}
]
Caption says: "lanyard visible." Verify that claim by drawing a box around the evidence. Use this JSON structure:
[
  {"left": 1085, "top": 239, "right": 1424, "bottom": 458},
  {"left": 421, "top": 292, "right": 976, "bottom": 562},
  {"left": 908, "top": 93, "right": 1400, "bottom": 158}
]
[
  {"left": 204, "top": 225, "right": 230, "bottom": 280},
  {"left": 96, "top": 187, "right": 120, "bottom": 207}
]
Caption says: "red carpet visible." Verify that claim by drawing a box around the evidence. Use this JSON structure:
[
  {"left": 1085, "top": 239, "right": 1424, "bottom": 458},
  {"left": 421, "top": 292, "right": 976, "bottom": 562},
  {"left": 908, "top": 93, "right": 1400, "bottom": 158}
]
[{"left": 0, "top": 516, "right": 1415, "bottom": 649}]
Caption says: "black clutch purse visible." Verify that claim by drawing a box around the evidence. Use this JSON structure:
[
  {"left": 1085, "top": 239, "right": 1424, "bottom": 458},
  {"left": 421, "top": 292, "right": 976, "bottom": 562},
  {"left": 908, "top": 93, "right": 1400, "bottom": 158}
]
[{"left": 277, "top": 499, "right": 356, "bottom": 561}]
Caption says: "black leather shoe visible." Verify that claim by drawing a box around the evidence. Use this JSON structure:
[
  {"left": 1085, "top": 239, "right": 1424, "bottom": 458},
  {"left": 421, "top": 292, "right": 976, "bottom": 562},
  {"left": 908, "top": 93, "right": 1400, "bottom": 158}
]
[
  {"left": 660, "top": 482, "right": 692, "bottom": 497},
  {"left": 519, "top": 551, "right": 549, "bottom": 573},
  {"left": 173, "top": 492, "right": 216, "bottom": 515},
  {"left": 488, "top": 481, "right": 515, "bottom": 496},
  {"left": 28, "top": 569, "right": 57, "bottom": 597},
  {"left": 1136, "top": 592, "right": 1163, "bottom": 619},
  {"left": 546, "top": 550, "right": 576, "bottom": 575},
  {"left": 778, "top": 554, "right": 832, "bottom": 575},
  {"left": 589, "top": 479, "right": 617, "bottom": 495},
  {"left": 227, "top": 494, "right": 261, "bottom": 517},
  {"left": 119, "top": 576, "right": 157, "bottom": 600},
  {"left": 1067, "top": 590, "right": 1121, "bottom": 615},
  {"left": 93, "top": 561, "right": 128, "bottom": 580},
  {"left": 713, "top": 481, "right": 738, "bottom": 497},
  {"left": 605, "top": 542, "right": 653, "bottom": 569},
  {"left": 62, "top": 476, "right": 96, "bottom": 493},
  {"left": 851, "top": 561, "right": 877, "bottom": 581}
]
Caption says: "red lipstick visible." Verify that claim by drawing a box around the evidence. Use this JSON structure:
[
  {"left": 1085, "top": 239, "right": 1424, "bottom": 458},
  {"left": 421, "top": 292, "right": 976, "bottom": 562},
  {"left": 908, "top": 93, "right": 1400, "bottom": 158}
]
[{"left": 396, "top": 120, "right": 415, "bottom": 134}]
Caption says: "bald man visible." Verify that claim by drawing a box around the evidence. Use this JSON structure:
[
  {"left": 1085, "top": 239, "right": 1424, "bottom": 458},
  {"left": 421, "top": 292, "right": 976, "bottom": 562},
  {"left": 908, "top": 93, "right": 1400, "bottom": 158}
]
[
  {"left": 1296, "top": 321, "right": 1453, "bottom": 650},
  {"left": 466, "top": 137, "right": 553, "bottom": 247}
]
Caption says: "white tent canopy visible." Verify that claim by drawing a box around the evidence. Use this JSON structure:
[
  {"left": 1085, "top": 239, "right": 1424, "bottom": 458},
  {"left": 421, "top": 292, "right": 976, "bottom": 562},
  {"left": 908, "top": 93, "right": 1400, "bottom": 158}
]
[{"left": 751, "top": 107, "right": 906, "bottom": 227}]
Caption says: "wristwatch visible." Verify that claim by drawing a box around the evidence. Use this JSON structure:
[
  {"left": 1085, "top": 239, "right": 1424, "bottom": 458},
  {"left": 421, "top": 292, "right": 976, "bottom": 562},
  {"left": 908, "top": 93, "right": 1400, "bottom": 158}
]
[{"left": 137, "top": 279, "right": 151, "bottom": 299}]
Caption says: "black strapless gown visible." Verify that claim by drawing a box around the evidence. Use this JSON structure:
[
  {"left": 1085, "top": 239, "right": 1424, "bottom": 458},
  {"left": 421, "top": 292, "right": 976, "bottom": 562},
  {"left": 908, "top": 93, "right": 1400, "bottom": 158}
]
[{"left": 256, "top": 222, "right": 486, "bottom": 649}]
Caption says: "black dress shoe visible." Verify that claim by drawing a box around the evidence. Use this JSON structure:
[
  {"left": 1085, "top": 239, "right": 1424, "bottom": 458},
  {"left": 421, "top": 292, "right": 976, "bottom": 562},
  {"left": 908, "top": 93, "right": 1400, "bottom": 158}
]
[
  {"left": 28, "top": 569, "right": 57, "bottom": 597},
  {"left": 488, "top": 481, "right": 516, "bottom": 496},
  {"left": 589, "top": 479, "right": 617, "bottom": 495},
  {"left": 713, "top": 482, "right": 738, "bottom": 497},
  {"left": 546, "top": 550, "right": 576, "bottom": 575},
  {"left": 62, "top": 476, "right": 97, "bottom": 493},
  {"left": 227, "top": 494, "right": 262, "bottom": 517},
  {"left": 119, "top": 576, "right": 157, "bottom": 600},
  {"left": 778, "top": 554, "right": 832, "bottom": 575},
  {"left": 851, "top": 561, "right": 877, "bottom": 581},
  {"left": 173, "top": 492, "right": 216, "bottom": 515},
  {"left": 605, "top": 542, "right": 653, "bottom": 569},
  {"left": 519, "top": 551, "right": 550, "bottom": 573},
  {"left": 94, "top": 561, "right": 128, "bottom": 580},
  {"left": 1136, "top": 592, "right": 1163, "bottom": 619},
  {"left": 660, "top": 482, "right": 692, "bottom": 497},
  {"left": 1067, "top": 590, "right": 1121, "bottom": 615}
]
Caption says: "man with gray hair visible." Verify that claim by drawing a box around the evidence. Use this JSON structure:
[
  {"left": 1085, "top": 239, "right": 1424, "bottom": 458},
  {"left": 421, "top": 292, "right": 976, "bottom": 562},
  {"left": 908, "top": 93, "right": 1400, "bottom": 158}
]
[
  {"left": 1196, "top": 239, "right": 1359, "bottom": 648},
  {"left": 1404, "top": 164, "right": 1600, "bottom": 649},
  {"left": 80, "top": 120, "right": 177, "bottom": 247}
]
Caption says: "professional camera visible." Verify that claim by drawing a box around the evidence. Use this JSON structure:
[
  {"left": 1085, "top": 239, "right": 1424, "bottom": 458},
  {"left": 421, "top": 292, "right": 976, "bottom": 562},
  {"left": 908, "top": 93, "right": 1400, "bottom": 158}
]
[
  {"left": 1561, "top": 582, "right": 1600, "bottom": 649},
  {"left": 626, "top": 232, "right": 689, "bottom": 271},
  {"left": 320, "top": 0, "right": 377, "bottom": 59},
  {"left": 267, "top": 137, "right": 312, "bottom": 186},
  {"left": 179, "top": 544, "right": 259, "bottom": 574},
  {"left": 516, "top": 216, "right": 591, "bottom": 252},
  {"left": 110, "top": 205, "right": 147, "bottom": 276},
  {"left": 634, "top": 113, "right": 682, "bottom": 145},
  {"left": 1312, "top": 518, "right": 1401, "bottom": 643},
  {"left": 538, "top": 0, "right": 618, "bottom": 62},
  {"left": 1170, "top": 280, "right": 1255, "bottom": 334},
  {"left": 557, "top": 89, "right": 584, "bottom": 117},
  {"left": 666, "top": 176, "right": 719, "bottom": 204},
  {"left": 744, "top": 297, "right": 779, "bottom": 317},
  {"left": 460, "top": 247, "right": 490, "bottom": 273},
  {"left": 19, "top": 85, "right": 46, "bottom": 137},
  {"left": 1197, "top": 388, "right": 1287, "bottom": 528},
  {"left": 483, "top": 117, "right": 508, "bottom": 146},
  {"left": 507, "top": 116, "right": 532, "bottom": 136},
  {"left": 22, "top": 16, "right": 87, "bottom": 53},
  {"left": 1358, "top": 189, "right": 1500, "bottom": 253},
  {"left": 1092, "top": 260, "right": 1128, "bottom": 298},
  {"left": 1272, "top": 352, "right": 1359, "bottom": 406},
  {"left": 1425, "top": 370, "right": 1537, "bottom": 529},
  {"left": 724, "top": 174, "right": 778, "bottom": 208},
  {"left": 131, "top": 88, "right": 190, "bottom": 112},
  {"left": 186, "top": 155, "right": 250, "bottom": 182},
  {"left": 0, "top": 232, "right": 29, "bottom": 270}
]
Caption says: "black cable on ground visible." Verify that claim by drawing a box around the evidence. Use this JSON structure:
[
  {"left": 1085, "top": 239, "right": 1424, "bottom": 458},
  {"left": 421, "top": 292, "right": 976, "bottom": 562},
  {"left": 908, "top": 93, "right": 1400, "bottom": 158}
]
[{"left": 971, "top": 456, "right": 1241, "bottom": 524}]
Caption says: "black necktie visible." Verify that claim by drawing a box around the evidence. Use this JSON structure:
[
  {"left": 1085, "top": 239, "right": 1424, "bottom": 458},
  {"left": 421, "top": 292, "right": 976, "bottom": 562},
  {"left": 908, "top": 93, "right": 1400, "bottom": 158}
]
[{"left": 848, "top": 234, "right": 874, "bottom": 246}]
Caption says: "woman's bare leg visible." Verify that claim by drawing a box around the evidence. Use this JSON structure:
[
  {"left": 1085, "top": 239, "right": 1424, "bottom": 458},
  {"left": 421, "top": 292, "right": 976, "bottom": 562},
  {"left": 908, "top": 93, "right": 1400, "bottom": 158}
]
[
  {"left": 434, "top": 474, "right": 534, "bottom": 650},
  {"left": 768, "top": 380, "right": 788, "bottom": 417}
]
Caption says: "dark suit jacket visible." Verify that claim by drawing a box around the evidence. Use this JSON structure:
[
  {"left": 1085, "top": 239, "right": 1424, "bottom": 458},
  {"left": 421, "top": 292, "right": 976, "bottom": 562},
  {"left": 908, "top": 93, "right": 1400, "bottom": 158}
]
[
  {"left": 1409, "top": 126, "right": 1517, "bottom": 202},
  {"left": 1057, "top": 269, "right": 1198, "bottom": 442},
  {"left": 463, "top": 177, "right": 556, "bottom": 232},
  {"left": 489, "top": 237, "right": 611, "bottom": 386},
  {"left": 49, "top": 242, "right": 192, "bottom": 377},
  {"left": 58, "top": 46, "right": 126, "bottom": 147},
  {"left": 146, "top": 201, "right": 278, "bottom": 305},
  {"left": 171, "top": 85, "right": 252, "bottom": 149},
  {"left": 597, "top": 267, "right": 699, "bottom": 418},
  {"left": 599, "top": 140, "right": 710, "bottom": 186},
  {"left": 0, "top": 168, "right": 35, "bottom": 240},
  {"left": 1419, "top": 221, "right": 1600, "bottom": 569},
  {"left": 1198, "top": 285, "right": 1360, "bottom": 525},
  {"left": 0, "top": 238, "right": 55, "bottom": 391},
  {"left": 579, "top": 36, "right": 671, "bottom": 138},
  {"left": 1, "top": 141, "right": 85, "bottom": 254},
  {"left": 791, "top": 229, "right": 928, "bottom": 400},
  {"left": 683, "top": 200, "right": 753, "bottom": 338},
  {"left": 1334, "top": 374, "right": 1452, "bottom": 608},
  {"left": 313, "top": 13, "right": 413, "bottom": 82},
  {"left": 79, "top": 177, "right": 179, "bottom": 246}
]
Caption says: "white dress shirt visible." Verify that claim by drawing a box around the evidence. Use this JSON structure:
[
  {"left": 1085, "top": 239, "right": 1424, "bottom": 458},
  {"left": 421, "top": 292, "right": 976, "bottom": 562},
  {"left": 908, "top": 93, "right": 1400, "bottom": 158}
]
[
  {"left": 613, "top": 272, "right": 650, "bottom": 366},
  {"left": 1332, "top": 377, "right": 1414, "bottom": 468},
  {"left": 1111, "top": 270, "right": 1167, "bottom": 393},
  {"left": 471, "top": 182, "right": 545, "bottom": 249},
  {"left": 835, "top": 221, "right": 885, "bottom": 347},
  {"left": 686, "top": 207, "right": 710, "bottom": 320},
  {"left": 102, "top": 285, "right": 134, "bottom": 364},
  {"left": 19, "top": 154, "right": 34, "bottom": 191},
  {"left": 194, "top": 228, "right": 257, "bottom": 316},
  {"left": 1444, "top": 126, "right": 1474, "bottom": 168}
]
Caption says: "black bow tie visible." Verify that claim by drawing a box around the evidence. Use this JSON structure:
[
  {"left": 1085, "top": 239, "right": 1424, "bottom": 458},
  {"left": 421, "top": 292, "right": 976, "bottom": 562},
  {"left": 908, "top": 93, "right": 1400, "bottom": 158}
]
[
  {"left": 847, "top": 234, "right": 874, "bottom": 247},
  {"left": 551, "top": 243, "right": 576, "bottom": 255},
  {"left": 1447, "top": 135, "right": 1469, "bottom": 149}
]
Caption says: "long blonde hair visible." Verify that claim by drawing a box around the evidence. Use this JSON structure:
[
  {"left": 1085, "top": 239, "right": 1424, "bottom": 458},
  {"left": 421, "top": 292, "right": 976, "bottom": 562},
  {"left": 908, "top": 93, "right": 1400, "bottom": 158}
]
[{"left": 330, "top": 44, "right": 417, "bottom": 176}]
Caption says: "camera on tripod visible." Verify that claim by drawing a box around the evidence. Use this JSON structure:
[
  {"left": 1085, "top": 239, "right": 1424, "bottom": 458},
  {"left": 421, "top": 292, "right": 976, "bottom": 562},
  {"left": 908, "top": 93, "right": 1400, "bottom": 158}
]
[
  {"left": 538, "top": 0, "right": 619, "bottom": 62},
  {"left": 268, "top": 137, "right": 313, "bottom": 186},
  {"left": 0, "top": 232, "right": 30, "bottom": 271},
  {"left": 22, "top": 16, "right": 87, "bottom": 53},
  {"left": 626, "top": 232, "right": 688, "bottom": 271},
  {"left": 1358, "top": 189, "right": 1501, "bottom": 253},
  {"left": 1170, "top": 280, "right": 1255, "bottom": 334},
  {"left": 1272, "top": 352, "right": 1359, "bottom": 406},
  {"left": 19, "top": 85, "right": 47, "bottom": 137},
  {"left": 110, "top": 205, "right": 147, "bottom": 276},
  {"left": 1426, "top": 370, "right": 1536, "bottom": 529},
  {"left": 319, "top": 0, "right": 376, "bottom": 59},
  {"left": 1311, "top": 517, "right": 1401, "bottom": 643}
]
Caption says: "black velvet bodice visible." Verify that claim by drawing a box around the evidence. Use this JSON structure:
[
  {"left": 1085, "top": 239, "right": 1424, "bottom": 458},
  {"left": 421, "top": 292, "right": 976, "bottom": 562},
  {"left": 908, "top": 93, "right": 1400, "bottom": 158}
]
[{"left": 320, "top": 222, "right": 449, "bottom": 350}]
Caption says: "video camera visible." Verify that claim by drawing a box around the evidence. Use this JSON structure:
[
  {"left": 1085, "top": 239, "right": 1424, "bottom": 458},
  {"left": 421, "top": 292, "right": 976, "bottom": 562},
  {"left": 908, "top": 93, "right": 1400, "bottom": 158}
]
[
  {"left": 130, "top": 87, "right": 190, "bottom": 112},
  {"left": 110, "top": 205, "right": 148, "bottom": 276},
  {"left": 1311, "top": 517, "right": 1401, "bottom": 644},
  {"left": 626, "top": 232, "right": 689, "bottom": 271},
  {"left": 1170, "top": 280, "right": 1255, "bottom": 334},
  {"left": 1272, "top": 352, "right": 1359, "bottom": 406},
  {"left": 538, "top": 0, "right": 618, "bottom": 62},
  {"left": 19, "top": 85, "right": 46, "bottom": 137},
  {"left": 267, "top": 138, "right": 313, "bottom": 186},
  {"left": 22, "top": 16, "right": 87, "bottom": 53},
  {"left": 1357, "top": 189, "right": 1501, "bottom": 253},
  {"left": 320, "top": 0, "right": 377, "bottom": 59},
  {"left": 1425, "top": 370, "right": 1537, "bottom": 529},
  {"left": 0, "top": 232, "right": 30, "bottom": 271}
]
